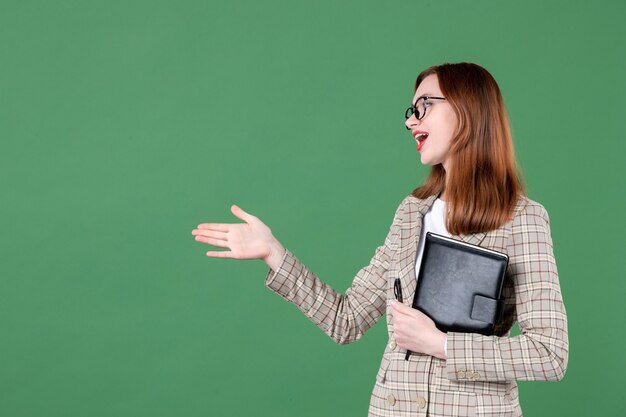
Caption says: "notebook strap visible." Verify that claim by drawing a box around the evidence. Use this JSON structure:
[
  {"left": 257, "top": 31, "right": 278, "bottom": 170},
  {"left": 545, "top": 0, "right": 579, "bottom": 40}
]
[{"left": 470, "top": 294, "right": 504, "bottom": 324}]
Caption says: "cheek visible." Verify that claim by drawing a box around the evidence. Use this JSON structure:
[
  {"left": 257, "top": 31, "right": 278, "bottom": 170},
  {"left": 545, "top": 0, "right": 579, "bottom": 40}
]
[
  {"left": 437, "top": 120, "right": 456, "bottom": 150},
  {"left": 444, "top": 113, "right": 458, "bottom": 142},
  {"left": 442, "top": 129, "right": 455, "bottom": 149},
  {"left": 430, "top": 129, "right": 452, "bottom": 152}
]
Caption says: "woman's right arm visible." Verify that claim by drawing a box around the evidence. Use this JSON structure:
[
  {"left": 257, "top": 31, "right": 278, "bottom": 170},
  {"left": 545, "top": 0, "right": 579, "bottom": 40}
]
[{"left": 192, "top": 199, "right": 407, "bottom": 345}]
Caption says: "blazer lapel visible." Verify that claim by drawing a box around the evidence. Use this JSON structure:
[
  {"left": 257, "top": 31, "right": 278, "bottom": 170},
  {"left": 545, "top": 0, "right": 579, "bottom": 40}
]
[
  {"left": 451, "top": 230, "right": 487, "bottom": 247},
  {"left": 396, "top": 193, "right": 488, "bottom": 307},
  {"left": 395, "top": 194, "right": 436, "bottom": 307}
]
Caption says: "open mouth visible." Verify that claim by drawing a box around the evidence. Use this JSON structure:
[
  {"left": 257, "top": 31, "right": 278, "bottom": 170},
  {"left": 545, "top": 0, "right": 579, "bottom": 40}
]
[{"left": 415, "top": 133, "right": 429, "bottom": 151}]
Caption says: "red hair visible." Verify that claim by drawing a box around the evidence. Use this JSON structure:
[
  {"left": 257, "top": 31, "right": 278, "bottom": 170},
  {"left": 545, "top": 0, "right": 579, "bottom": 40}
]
[{"left": 411, "top": 62, "right": 526, "bottom": 235}]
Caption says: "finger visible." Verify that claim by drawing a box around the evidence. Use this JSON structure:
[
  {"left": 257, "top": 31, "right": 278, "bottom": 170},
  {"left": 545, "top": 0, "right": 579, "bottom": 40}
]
[
  {"left": 230, "top": 204, "right": 256, "bottom": 223},
  {"left": 194, "top": 234, "right": 227, "bottom": 244},
  {"left": 197, "top": 223, "right": 230, "bottom": 232},
  {"left": 193, "top": 230, "right": 228, "bottom": 241},
  {"left": 197, "top": 236, "right": 230, "bottom": 248},
  {"left": 206, "top": 250, "right": 234, "bottom": 258}
]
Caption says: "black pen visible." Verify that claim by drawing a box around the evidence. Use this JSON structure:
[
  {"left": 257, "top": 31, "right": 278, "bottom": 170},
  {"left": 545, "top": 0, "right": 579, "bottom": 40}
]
[
  {"left": 393, "top": 279, "right": 413, "bottom": 360},
  {"left": 393, "top": 278, "right": 403, "bottom": 303}
]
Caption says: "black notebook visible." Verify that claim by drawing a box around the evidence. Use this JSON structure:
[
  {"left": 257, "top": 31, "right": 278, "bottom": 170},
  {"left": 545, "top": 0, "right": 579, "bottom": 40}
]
[{"left": 410, "top": 232, "right": 509, "bottom": 336}]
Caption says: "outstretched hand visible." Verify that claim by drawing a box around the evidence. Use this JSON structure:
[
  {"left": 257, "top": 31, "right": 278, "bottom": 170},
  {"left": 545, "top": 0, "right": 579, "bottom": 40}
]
[{"left": 192, "top": 204, "right": 281, "bottom": 263}]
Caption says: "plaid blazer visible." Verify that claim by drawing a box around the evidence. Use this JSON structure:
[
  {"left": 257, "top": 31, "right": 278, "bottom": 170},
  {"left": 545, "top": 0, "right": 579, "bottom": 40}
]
[{"left": 265, "top": 193, "right": 569, "bottom": 416}]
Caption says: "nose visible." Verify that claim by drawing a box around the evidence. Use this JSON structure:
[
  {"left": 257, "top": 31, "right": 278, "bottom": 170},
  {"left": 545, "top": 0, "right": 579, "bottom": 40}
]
[{"left": 405, "top": 114, "right": 419, "bottom": 131}]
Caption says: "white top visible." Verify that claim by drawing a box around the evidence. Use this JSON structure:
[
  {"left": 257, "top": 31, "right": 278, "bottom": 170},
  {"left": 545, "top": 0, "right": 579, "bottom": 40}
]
[
  {"left": 414, "top": 198, "right": 451, "bottom": 280},
  {"left": 414, "top": 197, "right": 451, "bottom": 357}
]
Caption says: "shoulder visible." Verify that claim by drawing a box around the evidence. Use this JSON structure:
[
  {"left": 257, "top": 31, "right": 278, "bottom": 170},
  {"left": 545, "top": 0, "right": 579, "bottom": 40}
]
[
  {"left": 391, "top": 194, "right": 419, "bottom": 214},
  {"left": 384, "top": 194, "right": 423, "bottom": 226},
  {"left": 508, "top": 196, "right": 555, "bottom": 253},
  {"left": 400, "top": 194, "right": 419, "bottom": 207},
  {"left": 386, "top": 195, "right": 413, "bottom": 225},
  {"left": 512, "top": 195, "right": 551, "bottom": 227},
  {"left": 400, "top": 193, "right": 428, "bottom": 209},
  {"left": 393, "top": 194, "right": 427, "bottom": 218}
]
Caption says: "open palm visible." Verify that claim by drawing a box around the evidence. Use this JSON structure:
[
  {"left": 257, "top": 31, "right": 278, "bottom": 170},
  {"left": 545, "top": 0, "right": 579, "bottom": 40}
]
[{"left": 192, "top": 204, "right": 274, "bottom": 260}]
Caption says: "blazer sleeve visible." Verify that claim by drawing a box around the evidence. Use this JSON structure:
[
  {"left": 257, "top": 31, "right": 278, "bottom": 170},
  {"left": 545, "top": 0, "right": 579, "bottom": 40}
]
[
  {"left": 263, "top": 198, "right": 406, "bottom": 345},
  {"left": 445, "top": 201, "right": 569, "bottom": 382}
]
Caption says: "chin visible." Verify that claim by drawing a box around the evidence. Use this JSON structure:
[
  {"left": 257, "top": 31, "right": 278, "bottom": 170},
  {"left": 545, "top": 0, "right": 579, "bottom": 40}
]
[
  {"left": 420, "top": 156, "right": 436, "bottom": 166},
  {"left": 420, "top": 153, "right": 443, "bottom": 167}
]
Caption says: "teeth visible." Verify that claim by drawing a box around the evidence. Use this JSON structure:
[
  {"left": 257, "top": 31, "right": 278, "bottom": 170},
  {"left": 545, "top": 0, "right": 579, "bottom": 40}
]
[{"left": 415, "top": 133, "right": 429, "bottom": 141}]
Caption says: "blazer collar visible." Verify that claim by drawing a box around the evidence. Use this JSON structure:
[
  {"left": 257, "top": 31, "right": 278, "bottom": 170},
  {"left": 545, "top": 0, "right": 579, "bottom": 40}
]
[
  {"left": 397, "top": 192, "right": 487, "bottom": 306},
  {"left": 408, "top": 192, "right": 487, "bottom": 246}
]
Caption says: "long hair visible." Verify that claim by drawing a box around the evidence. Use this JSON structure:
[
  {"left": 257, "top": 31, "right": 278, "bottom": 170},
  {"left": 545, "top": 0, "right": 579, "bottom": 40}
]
[{"left": 411, "top": 62, "right": 526, "bottom": 235}]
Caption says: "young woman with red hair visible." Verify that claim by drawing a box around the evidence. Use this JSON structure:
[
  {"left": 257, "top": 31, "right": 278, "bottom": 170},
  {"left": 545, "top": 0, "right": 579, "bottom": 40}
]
[{"left": 192, "top": 62, "right": 568, "bottom": 416}]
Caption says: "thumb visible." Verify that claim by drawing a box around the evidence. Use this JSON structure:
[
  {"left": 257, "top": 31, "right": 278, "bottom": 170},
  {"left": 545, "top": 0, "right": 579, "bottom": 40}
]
[
  {"left": 391, "top": 300, "right": 410, "bottom": 315},
  {"left": 231, "top": 204, "right": 256, "bottom": 223}
]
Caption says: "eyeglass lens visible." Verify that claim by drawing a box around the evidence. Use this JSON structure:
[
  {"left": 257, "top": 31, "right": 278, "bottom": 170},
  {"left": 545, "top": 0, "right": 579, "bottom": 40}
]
[{"left": 405, "top": 97, "right": 428, "bottom": 120}]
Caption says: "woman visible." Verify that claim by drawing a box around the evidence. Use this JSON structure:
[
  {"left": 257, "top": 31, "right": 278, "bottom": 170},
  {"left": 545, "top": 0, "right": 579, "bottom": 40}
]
[{"left": 191, "top": 62, "right": 569, "bottom": 416}]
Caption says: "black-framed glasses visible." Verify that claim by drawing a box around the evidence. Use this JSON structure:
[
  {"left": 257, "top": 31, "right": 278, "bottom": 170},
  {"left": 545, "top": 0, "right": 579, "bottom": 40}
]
[{"left": 404, "top": 96, "right": 446, "bottom": 125}]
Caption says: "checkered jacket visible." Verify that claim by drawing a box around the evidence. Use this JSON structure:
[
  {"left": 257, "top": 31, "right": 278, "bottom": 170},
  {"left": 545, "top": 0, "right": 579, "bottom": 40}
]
[{"left": 265, "top": 193, "right": 569, "bottom": 416}]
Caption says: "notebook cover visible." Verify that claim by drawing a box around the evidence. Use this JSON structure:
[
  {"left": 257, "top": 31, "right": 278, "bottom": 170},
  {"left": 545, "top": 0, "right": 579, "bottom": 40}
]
[{"left": 410, "top": 232, "right": 509, "bottom": 335}]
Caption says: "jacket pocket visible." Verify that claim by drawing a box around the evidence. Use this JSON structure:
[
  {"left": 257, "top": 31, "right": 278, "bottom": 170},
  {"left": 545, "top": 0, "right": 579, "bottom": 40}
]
[{"left": 428, "top": 391, "right": 477, "bottom": 417}]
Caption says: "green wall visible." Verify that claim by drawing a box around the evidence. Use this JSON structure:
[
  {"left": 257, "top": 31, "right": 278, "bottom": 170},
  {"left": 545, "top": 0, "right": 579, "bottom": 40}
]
[{"left": 2, "top": 1, "right": 624, "bottom": 416}]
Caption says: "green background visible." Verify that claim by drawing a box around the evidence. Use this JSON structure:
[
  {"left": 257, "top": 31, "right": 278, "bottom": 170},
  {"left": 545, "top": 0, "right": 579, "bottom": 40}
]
[{"left": 1, "top": 0, "right": 624, "bottom": 416}]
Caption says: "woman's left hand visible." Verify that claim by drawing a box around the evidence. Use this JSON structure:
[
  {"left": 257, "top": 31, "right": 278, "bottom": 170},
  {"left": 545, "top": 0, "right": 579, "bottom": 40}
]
[{"left": 388, "top": 300, "right": 448, "bottom": 359}]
